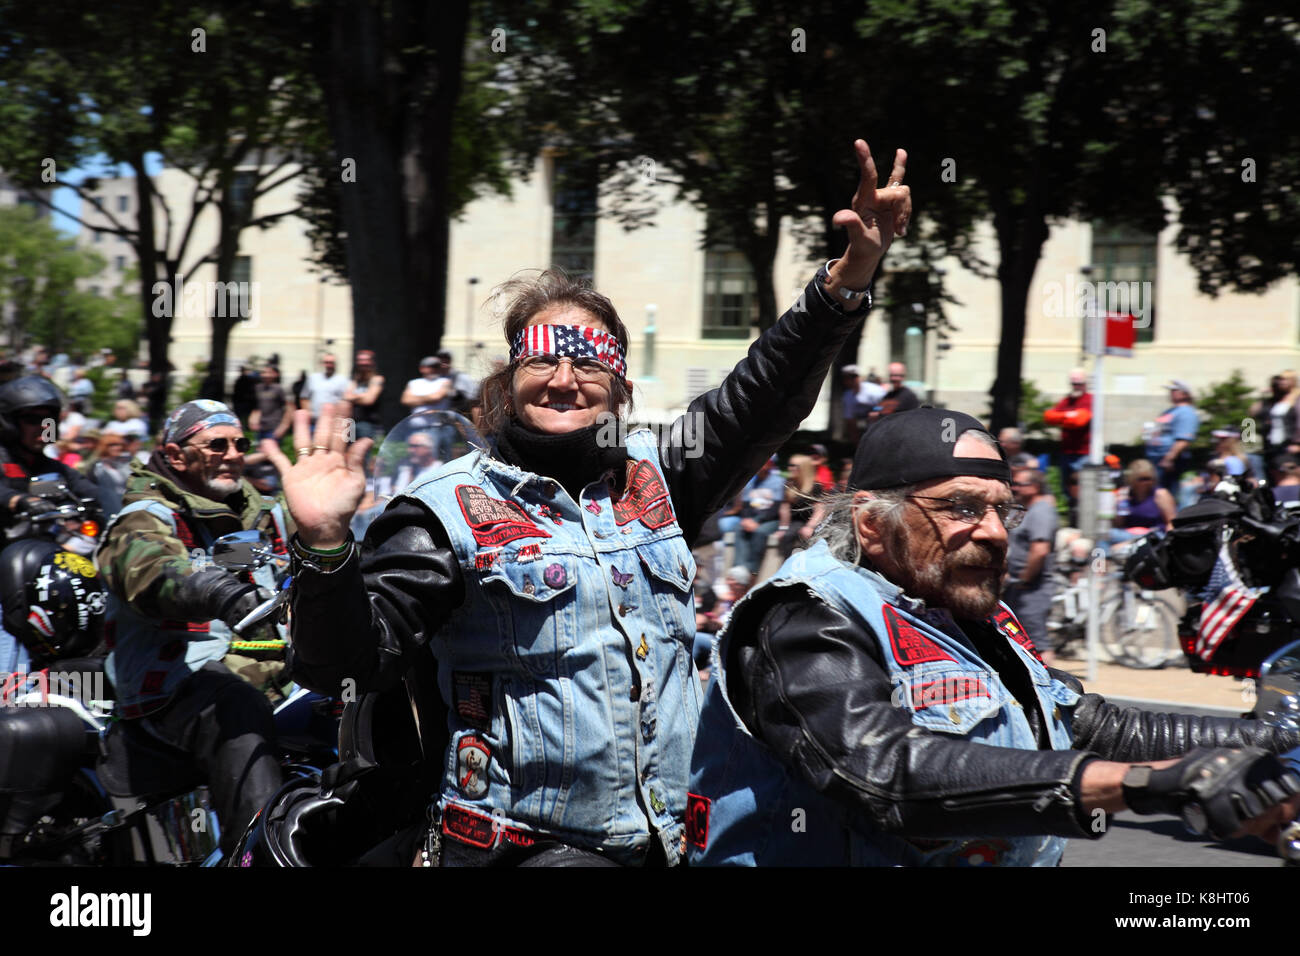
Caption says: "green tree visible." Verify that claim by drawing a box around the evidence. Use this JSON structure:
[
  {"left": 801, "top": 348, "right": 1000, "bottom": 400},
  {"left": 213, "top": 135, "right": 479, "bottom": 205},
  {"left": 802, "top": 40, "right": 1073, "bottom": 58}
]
[
  {"left": 1194, "top": 369, "right": 1257, "bottom": 453},
  {"left": 0, "top": 205, "right": 140, "bottom": 358}
]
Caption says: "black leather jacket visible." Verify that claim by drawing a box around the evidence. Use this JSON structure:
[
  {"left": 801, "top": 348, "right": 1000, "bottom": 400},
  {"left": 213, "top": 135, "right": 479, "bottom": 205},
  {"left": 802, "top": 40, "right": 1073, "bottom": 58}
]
[
  {"left": 289, "top": 278, "right": 869, "bottom": 696},
  {"left": 0, "top": 442, "right": 101, "bottom": 534},
  {"left": 725, "top": 584, "right": 1300, "bottom": 840}
]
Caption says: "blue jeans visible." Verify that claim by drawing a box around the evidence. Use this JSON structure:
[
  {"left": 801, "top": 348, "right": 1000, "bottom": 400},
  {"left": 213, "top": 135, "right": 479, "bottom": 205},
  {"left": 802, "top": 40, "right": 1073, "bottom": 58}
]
[{"left": 733, "top": 520, "right": 779, "bottom": 575}]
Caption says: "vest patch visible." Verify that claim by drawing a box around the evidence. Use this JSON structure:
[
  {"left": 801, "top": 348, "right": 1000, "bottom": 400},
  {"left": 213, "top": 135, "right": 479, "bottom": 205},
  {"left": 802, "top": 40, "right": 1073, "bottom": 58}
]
[
  {"left": 992, "top": 608, "right": 1042, "bottom": 662},
  {"left": 515, "top": 543, "right": 542, "bottom": 563},
  {"left": 542, "top": 562, "right": 567, "bottom": 589},
  {"left": 907, "top": 676, "right": 990, "bottom": 710},
  {"left": 441, "top": 804, "right": 536, "bottom": 851},
  {"left": 954, "top": 838, "right": 1010, "bottom": 866},
  {"left": 455, "top": 485, "right": 552, "bottom": 548},
  {"left": 457, "top": 735, "right": 491, "bottom": 800},
  {"left": 474, "top": 550, "right": 500, "bottom": 571},
  {"left": 882, "top": 605, "right": 955, "bottom": 666},
  {"left": 613, "top": 460, "right": 675, "bottom": 530},
  {"left": 453, "top": 671, "right": 492, "bottom": 730},
  {"left": 686, "top": 792, "right": 711, "bottom": 849}
]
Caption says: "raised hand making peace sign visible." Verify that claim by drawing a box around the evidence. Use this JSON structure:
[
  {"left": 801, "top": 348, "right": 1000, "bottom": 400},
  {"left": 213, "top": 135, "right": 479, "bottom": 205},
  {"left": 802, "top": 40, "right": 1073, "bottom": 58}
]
[{"left": 822, "top": 139, "right": 910, "bottom": 299}]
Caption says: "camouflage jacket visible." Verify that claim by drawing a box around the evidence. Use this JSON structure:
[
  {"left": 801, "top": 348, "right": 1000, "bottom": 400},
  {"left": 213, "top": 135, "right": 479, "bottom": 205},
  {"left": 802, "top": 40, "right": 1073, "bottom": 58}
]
[{"left": 96, "top": 460, "right": 294, "bottom": 713}]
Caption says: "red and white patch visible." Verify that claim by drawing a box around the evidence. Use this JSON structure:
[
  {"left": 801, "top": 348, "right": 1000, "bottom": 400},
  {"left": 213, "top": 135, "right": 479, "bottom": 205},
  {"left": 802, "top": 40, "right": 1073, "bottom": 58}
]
[
  {"left": 457, "top": 735, "right": 492, "bottom": 800},
  {"left": 455, "top": 485, "right": 552, "bottom": 548},
  {"left": 908, "top": 676, "right": 991, "bottom": 710},
  {"left": 882, "top": 605, "right": 955, "bottom": 666},
  {"left": 955, "top": 839, "right": 1010, "bottom": 867},
  {"left": 613, "top": 460, "right": 675, "bottom": 530},
  {"left": 992, "top": 608, "right": 1042, "bottom": 662}
]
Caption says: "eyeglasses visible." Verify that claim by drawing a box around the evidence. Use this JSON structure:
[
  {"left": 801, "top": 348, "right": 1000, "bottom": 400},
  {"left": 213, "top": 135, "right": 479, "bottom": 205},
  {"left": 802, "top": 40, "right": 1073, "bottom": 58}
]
[
  {"left": 187, "top": 436, "right": 251, "bottom": 455},
  {"left": 515, "top": 355, "right": 612, "bottom": 383},
  {"left": 906, "top": 495, "right": 1027, "bottom": 530}
]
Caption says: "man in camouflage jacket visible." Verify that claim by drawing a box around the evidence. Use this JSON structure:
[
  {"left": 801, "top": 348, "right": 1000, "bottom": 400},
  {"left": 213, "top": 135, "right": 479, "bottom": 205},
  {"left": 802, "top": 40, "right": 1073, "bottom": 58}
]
[{"left": 97, "top": 400, "right": 293, "bottom": 852}]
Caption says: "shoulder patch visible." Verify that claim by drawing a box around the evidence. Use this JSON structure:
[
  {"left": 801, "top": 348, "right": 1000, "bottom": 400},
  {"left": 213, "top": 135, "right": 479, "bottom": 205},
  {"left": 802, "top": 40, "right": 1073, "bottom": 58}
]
[
  {"left": 613, "top": 459, "right": 675, "bottom": 530},
  {"left": 685, "top": 792, "right": 711, "bottom": 850},
  {"left": 882, "top": 604, "right": 955, "bottom": 666},
  {"left": 991, "top": 607, "right": 1042, "bottom": 662}
]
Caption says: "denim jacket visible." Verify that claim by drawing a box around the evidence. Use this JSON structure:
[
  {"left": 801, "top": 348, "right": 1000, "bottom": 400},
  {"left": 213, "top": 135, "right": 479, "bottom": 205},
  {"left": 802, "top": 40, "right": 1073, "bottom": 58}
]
[
  {"left": 404, "top": 429, "right": 700, "bottom": 862},
  {"left": 689, "top": 541, "right": 1081, "bottom": 866}
]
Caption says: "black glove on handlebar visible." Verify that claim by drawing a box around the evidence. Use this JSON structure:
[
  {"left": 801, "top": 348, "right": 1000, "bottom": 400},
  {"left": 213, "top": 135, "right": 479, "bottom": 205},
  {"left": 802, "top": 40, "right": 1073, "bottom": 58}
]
[
  {"left": 1123, "top": 747, "right": 1300, "bottom": 840},
  {"left": 174, "top": 567, "right": 262, "bottom": 627}
]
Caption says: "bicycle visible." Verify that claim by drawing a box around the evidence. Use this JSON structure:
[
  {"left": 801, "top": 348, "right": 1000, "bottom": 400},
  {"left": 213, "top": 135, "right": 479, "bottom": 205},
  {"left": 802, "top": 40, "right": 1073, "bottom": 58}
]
[{"left": 1046, "top": 561, "right": 1182, "bottom": 669}]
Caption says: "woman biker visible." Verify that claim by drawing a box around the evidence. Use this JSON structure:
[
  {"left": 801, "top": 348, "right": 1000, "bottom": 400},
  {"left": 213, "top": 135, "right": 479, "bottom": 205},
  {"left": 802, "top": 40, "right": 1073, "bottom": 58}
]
[{"left": 265, "top": 139, "right": 910, "bottom": 866}]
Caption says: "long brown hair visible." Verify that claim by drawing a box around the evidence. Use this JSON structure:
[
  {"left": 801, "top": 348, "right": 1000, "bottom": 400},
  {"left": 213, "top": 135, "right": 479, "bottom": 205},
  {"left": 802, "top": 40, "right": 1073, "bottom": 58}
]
[{"left": 478, "top": 269, "right": 634, "bottom": 435}]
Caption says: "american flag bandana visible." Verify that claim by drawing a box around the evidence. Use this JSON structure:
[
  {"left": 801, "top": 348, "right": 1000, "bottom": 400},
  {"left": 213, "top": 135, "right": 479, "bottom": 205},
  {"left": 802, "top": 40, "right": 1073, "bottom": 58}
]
[
  {"left": 1195, "top": 541, "right": 1266, "bottom": 660},
  {"left": 510, "top": 325, "right": 627, "bottom": 379}
]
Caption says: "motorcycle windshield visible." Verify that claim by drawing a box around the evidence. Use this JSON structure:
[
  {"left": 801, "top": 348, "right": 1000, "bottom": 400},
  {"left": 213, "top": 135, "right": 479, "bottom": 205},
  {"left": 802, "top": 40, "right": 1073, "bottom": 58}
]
[{"left": 351, "top": 410, "right": 484, "bottom": 539}]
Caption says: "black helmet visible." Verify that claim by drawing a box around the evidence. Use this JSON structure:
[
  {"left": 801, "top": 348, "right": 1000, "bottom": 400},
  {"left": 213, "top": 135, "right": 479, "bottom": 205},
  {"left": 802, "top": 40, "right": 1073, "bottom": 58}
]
[
  {"left": 0, "top": 539, "right": 106, "bottom": 667},
  {"left": 0, "top": 376, "right": 65, "bottom": 443}
]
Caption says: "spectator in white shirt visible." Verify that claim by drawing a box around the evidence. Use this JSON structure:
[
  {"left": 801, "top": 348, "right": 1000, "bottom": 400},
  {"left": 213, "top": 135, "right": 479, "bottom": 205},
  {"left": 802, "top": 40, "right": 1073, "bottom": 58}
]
[
  {"left": 299, "top": 352, "right": 350, "bottom": 424},
  {"left": 401, "top": 356, "right": 453, "bottom": 415}
]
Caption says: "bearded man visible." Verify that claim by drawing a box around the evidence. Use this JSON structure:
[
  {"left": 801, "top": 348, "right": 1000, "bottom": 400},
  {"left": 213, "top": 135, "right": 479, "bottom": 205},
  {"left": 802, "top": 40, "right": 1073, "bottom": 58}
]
[{"left": 687, "top": 407, "right": 1300, "bottom": 866}]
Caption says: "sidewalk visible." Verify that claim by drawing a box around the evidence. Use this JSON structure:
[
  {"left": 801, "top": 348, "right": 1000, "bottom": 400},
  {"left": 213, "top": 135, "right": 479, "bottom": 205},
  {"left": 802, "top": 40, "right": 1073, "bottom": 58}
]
[{"left": 1055, "top": 653, "right": 1255, "bottom": 714}]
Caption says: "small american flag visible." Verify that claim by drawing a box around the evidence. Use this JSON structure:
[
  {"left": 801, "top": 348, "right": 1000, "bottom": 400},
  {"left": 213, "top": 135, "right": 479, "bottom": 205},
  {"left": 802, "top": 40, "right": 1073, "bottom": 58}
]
[
  {"left": 1196, "top": 542, "right": 1266, "bottom": 660},
  {"left": 511, "top": 324, "right": 627, "bottom": 378}
]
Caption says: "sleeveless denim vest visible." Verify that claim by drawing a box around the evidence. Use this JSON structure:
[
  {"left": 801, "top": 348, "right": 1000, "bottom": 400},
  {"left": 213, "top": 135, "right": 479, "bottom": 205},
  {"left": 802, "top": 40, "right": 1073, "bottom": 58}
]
[
  {"left": 688, "top": 540, "right": 1080, "bottom": 866},
  {"left": 102, "top": 499, "right": 289, "bottom": 717},
  {"left": 405, "top": 429, "right": 700, "bottom": 864}
]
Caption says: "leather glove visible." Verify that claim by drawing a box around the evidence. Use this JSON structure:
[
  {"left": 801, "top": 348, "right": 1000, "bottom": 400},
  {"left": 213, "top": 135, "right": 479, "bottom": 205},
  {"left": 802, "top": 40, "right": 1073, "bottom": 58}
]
[
  {"left": 1122, "top": 747, "right": 1300, "bottom": 840},
  {"left": 174, "top": 567, "right": 268, "bottom": 627}
]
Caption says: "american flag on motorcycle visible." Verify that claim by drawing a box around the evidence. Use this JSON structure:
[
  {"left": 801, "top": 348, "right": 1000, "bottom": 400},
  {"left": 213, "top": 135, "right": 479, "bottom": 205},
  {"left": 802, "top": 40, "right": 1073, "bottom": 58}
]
[{"left": 1196, "top": 542, "right": 1266, "bottom": 660}]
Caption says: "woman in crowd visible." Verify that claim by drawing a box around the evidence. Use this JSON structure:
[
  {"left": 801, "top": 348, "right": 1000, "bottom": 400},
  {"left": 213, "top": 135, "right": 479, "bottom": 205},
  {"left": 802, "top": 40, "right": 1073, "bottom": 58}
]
[
  {"left": 343, "top": 349, "right": 385, "bottom": 443},
  {"left": 1108, "top": 458, "right": 1176, "bottom": 551},
  {"left": 1253, "top": 371, "right": 1300, "bottom": 460},
  {"left": 264, "top": 139, "right": 911, "bottom": 867},
  {"left": 777, "top": 454, "right": 827, "bottom": 558}
]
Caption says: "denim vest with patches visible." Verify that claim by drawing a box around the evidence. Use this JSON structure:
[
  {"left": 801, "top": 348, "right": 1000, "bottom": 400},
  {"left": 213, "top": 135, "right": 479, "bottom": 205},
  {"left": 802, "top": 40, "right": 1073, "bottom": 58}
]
[
  {"left": 404, "top": 429, "right": 700, "bottom": 864},
  {"left": 103, "top": 499, "right": 289, "bottom": 717},
  {"left": 688, "top": 540, "right": 1079, "bottom": 867}
]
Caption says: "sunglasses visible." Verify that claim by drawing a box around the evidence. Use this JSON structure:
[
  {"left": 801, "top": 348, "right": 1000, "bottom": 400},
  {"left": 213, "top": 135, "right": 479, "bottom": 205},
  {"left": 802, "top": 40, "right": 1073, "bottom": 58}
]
[{"left": 188, "top": 436, "right": 251, "bottom": 455}]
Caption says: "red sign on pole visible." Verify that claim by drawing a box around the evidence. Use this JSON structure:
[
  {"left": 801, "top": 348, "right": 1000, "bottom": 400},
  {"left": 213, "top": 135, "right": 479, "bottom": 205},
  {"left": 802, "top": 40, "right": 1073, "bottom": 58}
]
[{"left": 1103, "top": 312, "right": 1135, "bottom": 357}]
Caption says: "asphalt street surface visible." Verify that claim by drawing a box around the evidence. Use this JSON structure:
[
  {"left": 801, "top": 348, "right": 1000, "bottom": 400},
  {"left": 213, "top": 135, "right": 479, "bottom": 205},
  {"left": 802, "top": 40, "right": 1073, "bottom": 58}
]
[{"left": 1062, "top": 698, "right": 1289, "bottom": 868}]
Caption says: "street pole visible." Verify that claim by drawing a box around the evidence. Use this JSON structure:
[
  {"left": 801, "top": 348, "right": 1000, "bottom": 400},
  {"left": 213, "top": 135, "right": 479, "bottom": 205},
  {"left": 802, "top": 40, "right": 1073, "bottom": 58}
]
[
  {"left": 465, "top": 277, "right": 479, "bottom": 376},
  {"left": 1081, "top": 265, "right": 1102, "bottom": 683}
]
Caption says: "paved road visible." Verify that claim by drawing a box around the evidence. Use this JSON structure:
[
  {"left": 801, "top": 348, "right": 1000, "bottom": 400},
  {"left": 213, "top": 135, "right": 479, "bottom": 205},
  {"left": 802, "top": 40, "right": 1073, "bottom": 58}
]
[{"left": 1062, "top": 697, "right": 1290, "bottom": 868}]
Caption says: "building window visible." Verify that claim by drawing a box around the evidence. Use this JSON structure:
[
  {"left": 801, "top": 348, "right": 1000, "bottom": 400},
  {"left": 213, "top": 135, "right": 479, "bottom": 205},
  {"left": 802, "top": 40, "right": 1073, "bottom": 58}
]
[
  {"left": 114, "top": 256, "right": 126, "bottom": 271},
  {"left": 230, "top": 170, "right": 256, "bottom": 219},
  {"left": 220, "top": 255, "right": 254, "bottom": 318},
  {"left": 550, "top": 161, "right": 596, "bottom": 281},
  {"left": 117, "top": 195, "right": 129, "bottom": 213},
  {"left": 702, "top": 249, "right": 757, "bottom": 339},
  {"left": 1091, "top": 223, "right": 1157, "bottom": 344},
  {"left": 92, "top": 230, "right": 102, "bottom": 243}
]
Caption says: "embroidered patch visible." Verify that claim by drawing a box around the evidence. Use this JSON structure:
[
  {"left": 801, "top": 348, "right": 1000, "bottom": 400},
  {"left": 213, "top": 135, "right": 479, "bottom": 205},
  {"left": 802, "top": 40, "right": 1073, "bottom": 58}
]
[
  {"left": 453, "top": 672, "right": 492, "bottom": 730},
  {"left": 538, "top": 504, "right": 563, "bottom": 525},
  {"left": 953, "top": 839, "right": 1010, "bottom": 867},
  {"left": 455, "top": 485, "right": 552, "bottom": 548},
  {"left": 611, "top": 567, "right": 633, "bottom": 589},
  {"left": 612, "top": 460, "right": 675, "bottom": 530},
  {"left": 515, "top": 543, "right": 542, "bottom": 563},
  {"left": 586, "top": 501, "right": 602, "bottom": 515},
  {"left": 474, "top": 550, "right": 501, "bottom": 571},
  {"left": 457, "top": 736, "right": 492, "bottom": 800},
  {"left": 635, "top": 634, "right": 649, "bottom": 661},
  {"left": 442, "top": 804, "right": 536, "bottom": 850},
  {"left": 882, "top": 605, "right": 955, "bottom": 666},
  {"left": 992, "top": 607, "right": 1042, "bottom": 662},
  {"left": 908, "top": 676, "right": 991, "bottom": 710},
  {"left": 543, "top": 563, "right": 567, "bottom": 589},
  {"left": 685, "top": 792, "right": 711, "bottom": 849}
]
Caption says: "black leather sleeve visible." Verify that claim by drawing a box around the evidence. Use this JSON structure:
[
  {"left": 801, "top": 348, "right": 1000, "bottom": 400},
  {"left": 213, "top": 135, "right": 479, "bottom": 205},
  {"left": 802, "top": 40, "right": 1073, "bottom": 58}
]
[
  {"left": 288, "top": 497, "right": 465, "bottom": 697},
  {"left": 728, "top": 587, "right": 1100, "bottom": 839},
  {"left": 1069, "top": 693, "right": 1300, "bottom": 761},
  {"left": 660, "top": 278, "right": 866, "bottom": 544}
]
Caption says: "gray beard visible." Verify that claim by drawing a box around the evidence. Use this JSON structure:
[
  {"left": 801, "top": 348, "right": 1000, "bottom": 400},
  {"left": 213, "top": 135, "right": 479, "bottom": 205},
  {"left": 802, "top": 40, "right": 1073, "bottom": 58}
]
[{"left": 880, "top": 519, "right": 1005, "bottom": 620}]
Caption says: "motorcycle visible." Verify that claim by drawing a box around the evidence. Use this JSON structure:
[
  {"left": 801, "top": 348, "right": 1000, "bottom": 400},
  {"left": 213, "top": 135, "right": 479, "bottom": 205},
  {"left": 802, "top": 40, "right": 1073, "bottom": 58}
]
[
  {"left": 0, "top": 529, "right": 340, "bottom": 865},
  {"left": 227, "top": 410, "right": 482, "bottom": 866}
]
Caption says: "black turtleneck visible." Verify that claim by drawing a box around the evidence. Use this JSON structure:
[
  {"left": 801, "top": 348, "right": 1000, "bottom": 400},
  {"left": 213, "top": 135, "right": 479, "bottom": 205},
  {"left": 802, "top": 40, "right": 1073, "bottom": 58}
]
[{"left": 493, "top": 420, "right": 628, "bottom": 501}]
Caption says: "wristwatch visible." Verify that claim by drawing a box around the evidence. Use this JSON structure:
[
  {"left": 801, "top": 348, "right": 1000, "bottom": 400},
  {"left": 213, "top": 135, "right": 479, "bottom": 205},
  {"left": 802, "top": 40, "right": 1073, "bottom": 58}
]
[{"left": 816, "top": 259, "right": 872, "bottom": 311}]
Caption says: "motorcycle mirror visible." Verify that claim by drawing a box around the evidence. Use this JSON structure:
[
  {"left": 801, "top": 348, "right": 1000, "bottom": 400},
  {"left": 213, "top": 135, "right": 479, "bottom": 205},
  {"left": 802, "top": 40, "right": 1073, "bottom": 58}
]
[{"left": 211, "top": 529, "right": 271, "bottom": 571}]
